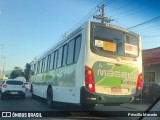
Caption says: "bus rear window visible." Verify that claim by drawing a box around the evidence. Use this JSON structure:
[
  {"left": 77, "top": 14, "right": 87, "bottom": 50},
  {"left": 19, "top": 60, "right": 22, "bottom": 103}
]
[{"left": 92, "top": 26, "right": 139, "bottom": 57}]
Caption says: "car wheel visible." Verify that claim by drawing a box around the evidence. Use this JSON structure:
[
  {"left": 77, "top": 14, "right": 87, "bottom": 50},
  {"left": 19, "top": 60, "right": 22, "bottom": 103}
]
[{"left": 47, "top": 87, "right": 54, "bottom": 109}]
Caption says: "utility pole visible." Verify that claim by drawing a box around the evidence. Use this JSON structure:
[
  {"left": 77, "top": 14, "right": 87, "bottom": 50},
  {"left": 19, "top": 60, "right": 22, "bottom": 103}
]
[
  {"left": 0, "top": 44, "right": 4, "bottom": 80},
  {"left": 93, "top": 4, "right": 114, "bottom": 24},
  {"left": 0, "top": 10, "right": 5, "bottom": 80},
  {"left": 2, "top": 57, "right": 5, "bottom": 80}
]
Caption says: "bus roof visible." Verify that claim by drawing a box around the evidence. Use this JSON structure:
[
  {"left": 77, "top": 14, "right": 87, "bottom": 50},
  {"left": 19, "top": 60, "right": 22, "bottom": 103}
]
[{"left": 31, "top": 21, "right": 140, "bottom": 63}]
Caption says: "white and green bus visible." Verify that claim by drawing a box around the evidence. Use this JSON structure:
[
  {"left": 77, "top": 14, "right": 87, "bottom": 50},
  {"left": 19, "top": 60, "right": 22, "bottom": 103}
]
[{"left": 30, "top": 21, "right": 142, "bottom": 108}]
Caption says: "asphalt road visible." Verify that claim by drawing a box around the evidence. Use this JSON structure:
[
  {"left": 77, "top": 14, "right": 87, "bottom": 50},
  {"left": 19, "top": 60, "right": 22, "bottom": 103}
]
[{"left": 0, "top": 91, "right": 142, "bottom": 120}]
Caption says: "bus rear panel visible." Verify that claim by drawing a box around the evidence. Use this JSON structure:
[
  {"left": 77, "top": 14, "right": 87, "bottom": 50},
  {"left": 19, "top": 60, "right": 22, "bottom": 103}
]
[{"left": 80, "top": 22, "right": 142, "bottom": 105}]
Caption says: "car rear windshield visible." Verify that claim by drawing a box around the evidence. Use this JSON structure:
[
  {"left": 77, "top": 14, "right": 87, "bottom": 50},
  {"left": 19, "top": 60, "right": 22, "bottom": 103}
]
[{"left": 6, "top": 81, "right": 23, "bottom": 85}]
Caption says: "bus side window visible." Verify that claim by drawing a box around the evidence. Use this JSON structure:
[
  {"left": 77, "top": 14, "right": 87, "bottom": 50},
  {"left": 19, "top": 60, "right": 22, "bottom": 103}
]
[
  {"left": 47, "top": 55, "right": 51, "bottom": 71},
  {"left": 62, "top": 44, "right": 67, "bottom": 66},
  {"left": 54, "top": 50, "right": 58, "bottom": 69},
  {"left": 74, "top": 35, "right": 82, "bottom": 63},
  {"left": 67, "top": 39, "right": 75, "bottom": 65},
  {"left": 39, "top": 60, "right": 42, "bottom": 73},
  {"left": 57, "top": 47, "right": 63, "bottom": 68},
  {"left": 41, "top": 58, "right": 45, "bottom": 73},
  {"left": 30, "top": 64, "right": 34, "bottom": 75},
  {"left": 50, "top": 52, "right": 55, "bottom": 70},
  {"left": 34, "top": 63, "right": 37, "bottom": 74},
  {"left": 44, "top": 56, "right": 48, "bottom": 72},
  {"left": 37, "top": 61, "right": 40, "bottom": 74}
]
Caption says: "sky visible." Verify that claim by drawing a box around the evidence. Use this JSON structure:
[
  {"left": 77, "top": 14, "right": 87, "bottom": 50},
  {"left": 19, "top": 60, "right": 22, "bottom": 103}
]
[{"left": 0, "top": 0, "right": 160, "bottom": 71}]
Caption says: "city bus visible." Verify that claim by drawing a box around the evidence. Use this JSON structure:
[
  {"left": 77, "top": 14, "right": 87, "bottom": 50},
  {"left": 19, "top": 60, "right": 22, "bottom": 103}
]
[{"left": 29, "top": 21, "right": 142, "bottom": 108}]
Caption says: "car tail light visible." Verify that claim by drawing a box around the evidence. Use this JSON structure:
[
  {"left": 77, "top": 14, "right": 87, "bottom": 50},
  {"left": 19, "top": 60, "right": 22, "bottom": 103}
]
[
  {"left": 85, "top": 66, "right": 95, "bottom": 93},
  {"left": 2, "top": 84, "right": 7, "bottom": 88},
  {"left": 22, "top": 85, "right": 26, "bottom": 89},
  {"left": 136, "top": 73, "right": 142, "bottom": 94}
]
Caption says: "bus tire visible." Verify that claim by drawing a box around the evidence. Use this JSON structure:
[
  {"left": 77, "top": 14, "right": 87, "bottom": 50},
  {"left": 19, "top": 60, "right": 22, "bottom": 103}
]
[
  {"left": 47, "top": 87, "right": 54, "bottom": 109},
  {"left": 81, "top": 103, "right": 96, "bottom": 109}
]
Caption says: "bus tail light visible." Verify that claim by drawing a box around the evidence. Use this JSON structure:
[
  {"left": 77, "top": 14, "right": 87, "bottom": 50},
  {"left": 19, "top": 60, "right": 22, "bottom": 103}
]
[
  {"left": 136, "top": 73, "right": 142, "bottom": 94},
  {"left": 2, "top": 84, "right": 7, "bottom": 88},
  {"left": 85, "top": 66, "right": 95, "bottom": 93}
]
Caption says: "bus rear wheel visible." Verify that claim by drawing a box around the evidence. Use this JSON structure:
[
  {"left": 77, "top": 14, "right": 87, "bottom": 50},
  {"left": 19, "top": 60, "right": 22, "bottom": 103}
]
[{"left": 47, "top": 87, "right": 54, "bottom": 109}]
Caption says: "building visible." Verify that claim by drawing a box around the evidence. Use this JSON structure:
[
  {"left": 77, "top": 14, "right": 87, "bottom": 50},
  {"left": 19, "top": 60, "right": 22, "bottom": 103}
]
[{"left": 143, "top": 47, "right": 160, "bottom": 85}]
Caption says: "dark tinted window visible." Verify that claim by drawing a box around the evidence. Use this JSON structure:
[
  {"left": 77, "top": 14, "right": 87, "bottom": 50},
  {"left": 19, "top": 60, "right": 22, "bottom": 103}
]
[
  {"left": 41, "top": 58, "right": 45, "bottom": 72},
  {"left": 39, "top": 60, "right": 42, "bottom": 73},
  {"left": 46, "top": 55, "right": 51, "bottom": 71},
  {"left": 34, "top": 64, "right": 36, "bottom": 74},
  {"left": 31, "top": 64, "right": 34, "bottom": 75},
  {"left": 6, "top": 81, "right": 23, "bottom": 85},
  {"left": 37, "top": 61, "right": 41, "bottom": 74},
  {"left": 57, "top": 47, "right": 63, "bottom": 68},
  {"left": 74, "top": 35, "right": 81, "bottom": 62},
  {"left": 67, "top": 39, "right": 75, "bottom": 65},
  {"left": 44, "top": 56, "right": 48, "bottom": 72},
  {"left": 54, "top": 51, "right": 58, "bottom": 69},
  {"left": 93, "top": 26, "right": 138, "bottom": 57},
  {"left": 62, "top": 44, "right": 67, "bottom": 66},
  {"left": 50, "top": 52, "right": 54, "bottom": 70}
]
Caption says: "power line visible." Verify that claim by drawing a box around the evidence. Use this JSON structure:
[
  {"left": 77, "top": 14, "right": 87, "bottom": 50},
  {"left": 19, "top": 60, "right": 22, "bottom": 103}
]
[
  {"left": 110, "top": 1, "right": 157, "bottom": 20},
  {"left": 142, "top": 35, "right": 160, "bottom": 37},
  {"left": 104, "top": 0, "right": 117, "bottom": 7},
  {"left": 67, "top": 0, "right": 116, "bottom": 34},
  {"left": 116, "top": 6, "right": 155, "bottom": 20},
  {"left": 127, "top": 16, "right": 160, "bottom": 30},
  {"left": 110, "top": 1, "right": 143, "bottom": 18},
  {"left": 107, "top": 0, "right": 131, "bottom": 14},
  {"left": 93, "top": 4, "right": 114, "bottom": 23},
  {"left": 67, "top": 0, "right": 108, "bottom": 33},
  {"left": 142, "top": 41, "right": 160, "bottom": 43}
]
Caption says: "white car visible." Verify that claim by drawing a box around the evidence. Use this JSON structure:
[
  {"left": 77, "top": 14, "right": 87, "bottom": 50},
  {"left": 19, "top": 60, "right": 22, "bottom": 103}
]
[
  {"left": 1, "top": 79, "right": 26, "bottom": 100},
  {"left": 0, "top": 81, "right": 5, "bottom": 93}
]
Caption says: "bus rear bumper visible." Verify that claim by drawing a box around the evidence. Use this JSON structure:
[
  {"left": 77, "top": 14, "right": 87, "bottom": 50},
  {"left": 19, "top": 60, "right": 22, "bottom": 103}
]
[{"left": 80, "top": 87, "right": 136, "bottom": 105}]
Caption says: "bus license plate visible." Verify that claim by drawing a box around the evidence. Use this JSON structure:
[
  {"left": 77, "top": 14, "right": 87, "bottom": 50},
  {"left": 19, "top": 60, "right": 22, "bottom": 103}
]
[
  {"left": 111, "top": 88, "right": 122, "bottom": 93},
  {"left": 10, "top": 92, "right": 18, "bottom": 94}
]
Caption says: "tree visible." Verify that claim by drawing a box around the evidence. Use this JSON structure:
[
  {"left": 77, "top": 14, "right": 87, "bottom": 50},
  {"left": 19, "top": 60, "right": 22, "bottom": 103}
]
[
  {"left": 24, "top": 63, "right": 31, "bottom": 82},
  {"left": 10, "top": 67, "right": 24, "bottom": 79}
]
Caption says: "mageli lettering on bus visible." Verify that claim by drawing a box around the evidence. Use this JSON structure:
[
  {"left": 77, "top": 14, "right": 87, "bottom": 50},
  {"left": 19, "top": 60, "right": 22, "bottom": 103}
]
[{"left": 97, "top": 69, "right": 136, "bottom": 79}]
